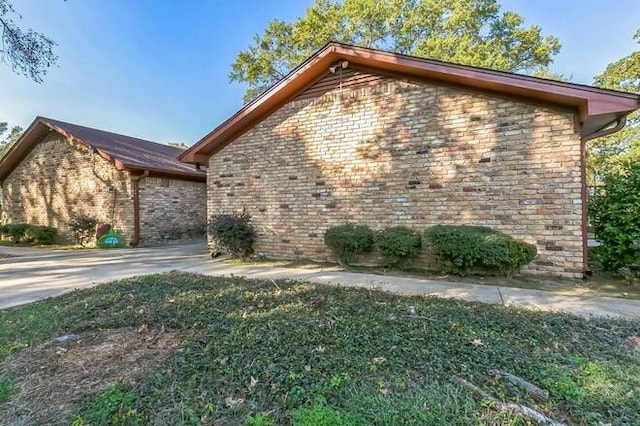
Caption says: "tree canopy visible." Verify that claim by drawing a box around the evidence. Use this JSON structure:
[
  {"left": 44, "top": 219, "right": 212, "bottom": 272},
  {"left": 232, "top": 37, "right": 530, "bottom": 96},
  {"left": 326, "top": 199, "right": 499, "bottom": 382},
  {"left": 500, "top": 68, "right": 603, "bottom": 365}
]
[
  {"left": 589, "top": 29, "right": 640, "bottom": 181},
  {"left": 230, "top": 0, "right": 561, "bottom": 102},
  {"left": 0, "top": 0, "right": 58, "bottom": 82},
  {"left": 0, "top": 122, "right": 23, "bottom": 159}
]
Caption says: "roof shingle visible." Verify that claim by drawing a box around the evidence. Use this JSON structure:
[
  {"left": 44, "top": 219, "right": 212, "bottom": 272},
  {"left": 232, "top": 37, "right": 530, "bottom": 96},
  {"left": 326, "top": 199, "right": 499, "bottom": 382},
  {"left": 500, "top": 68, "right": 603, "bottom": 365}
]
[{"left": 0, "top": 117, "right": 205, "bottom": 182}]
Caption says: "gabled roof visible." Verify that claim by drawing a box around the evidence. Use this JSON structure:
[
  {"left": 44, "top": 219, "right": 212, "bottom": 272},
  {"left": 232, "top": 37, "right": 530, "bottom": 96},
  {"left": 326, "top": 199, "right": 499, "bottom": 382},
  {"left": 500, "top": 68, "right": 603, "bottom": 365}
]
[
  {"left": 180, "top": 42, "right": 640, "bottom": 164},
  {"left": 0, "top": 117, "right": 205, "bottom": 182}
]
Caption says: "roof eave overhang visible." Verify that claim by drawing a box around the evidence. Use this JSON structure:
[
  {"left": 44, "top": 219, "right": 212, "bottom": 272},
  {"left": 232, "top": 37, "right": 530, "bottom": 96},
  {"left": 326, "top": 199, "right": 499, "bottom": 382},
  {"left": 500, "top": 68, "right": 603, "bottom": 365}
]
[
  {"left": 0, "top": 117, "right": 207, "bottom": 184},
  {"left": 0, "top": 118, "right": 52, "bottom": 182},
  {"left": 180, "top": 42, "right": 640, "bottom": 164}
]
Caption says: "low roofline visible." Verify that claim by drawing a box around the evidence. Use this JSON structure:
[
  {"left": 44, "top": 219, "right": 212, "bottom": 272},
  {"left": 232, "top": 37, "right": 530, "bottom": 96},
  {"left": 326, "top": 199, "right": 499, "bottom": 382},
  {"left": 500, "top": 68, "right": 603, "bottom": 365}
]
[
  {"left": 0, "top": 117, "right": 205, "bottom": 182},
  {"left": 180, "top": 41, "right": 640, "bottom": 164}
]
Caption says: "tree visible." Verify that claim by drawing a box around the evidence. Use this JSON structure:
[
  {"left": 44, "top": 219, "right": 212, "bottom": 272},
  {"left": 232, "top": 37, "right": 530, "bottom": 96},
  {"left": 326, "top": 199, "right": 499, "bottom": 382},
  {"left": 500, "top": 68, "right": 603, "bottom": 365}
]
[
  {"left": 0, "top": 122, "right": 23, "bottom": 158},
  {"left": 230, "top": 0, "right": 561, "bottom": 102},
  {"left": 589, "top": 164, "right": 640, "bottom": 272},
  {"left": 0, "top": 0, "right": 58, "bottom": 82},
  {"left": 589, "top": 29, "right": 640, "bottom": 181}
]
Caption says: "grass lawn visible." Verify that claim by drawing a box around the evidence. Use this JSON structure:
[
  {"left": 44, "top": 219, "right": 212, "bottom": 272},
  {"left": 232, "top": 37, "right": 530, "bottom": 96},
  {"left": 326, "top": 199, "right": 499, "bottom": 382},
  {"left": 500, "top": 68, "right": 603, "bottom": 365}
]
[{"left": 1, "top": 272, "right": 639, "bottom": 425}]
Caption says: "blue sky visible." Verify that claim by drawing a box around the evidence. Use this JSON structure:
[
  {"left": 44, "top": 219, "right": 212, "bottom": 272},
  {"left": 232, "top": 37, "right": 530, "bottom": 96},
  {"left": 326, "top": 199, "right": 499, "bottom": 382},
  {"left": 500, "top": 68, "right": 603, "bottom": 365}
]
[{"left": 0, "top": 0, "right": 638, "bottom": 145}]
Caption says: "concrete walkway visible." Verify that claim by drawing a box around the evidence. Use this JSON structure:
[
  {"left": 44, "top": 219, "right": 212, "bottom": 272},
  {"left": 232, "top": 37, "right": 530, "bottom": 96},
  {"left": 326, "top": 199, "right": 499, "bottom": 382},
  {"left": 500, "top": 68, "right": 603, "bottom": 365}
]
[{"left": 1, "top": 243, "right": 639, "bottom": 319}]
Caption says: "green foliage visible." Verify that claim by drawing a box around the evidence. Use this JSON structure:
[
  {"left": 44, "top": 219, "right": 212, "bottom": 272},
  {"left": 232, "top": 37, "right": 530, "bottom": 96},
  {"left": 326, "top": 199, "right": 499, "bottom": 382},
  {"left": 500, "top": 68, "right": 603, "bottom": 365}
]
[
  {"left": 506, "top": 239, "right": 538, "bottom": 272},
  {"left": 324, "top": 223, "right": 375, "bottom": 265},
  {"left": 425, "top": 225, "right": 537, "bottom": 275},
  {"left": 291, "top": 403, "right": 365, "bottom": 425},
  {"left": 589, "top": 28, "right": 640, "bottom": 182},
  {"left": 2, "top": 223, "right": 28, "bottom": 243},
  {"left": 589, "top": 164, "right": 640, "bottom": 272},
  {"left": 24, "top": 225, "right": 57, "bottom": 245},
  {"left": 0, "top": 223, "right": 57, "bottom": 245},
  {"left": 375, "top": 226, "right": 421, "bottom": 269},
  {"left": 209, "top": 211, "right": 256, "bottom": 258},
  {"left": 67, "top": 214, "right": 98, "bottom": 246},
  {"left": 72, "top": 383, "right": 143, "bottom": 425},
  {"left": 0, "top": 123, "right": 22, "bottom": 159},
  {"left": 246, "top": 412, "right": 275, "bottom": 426},
  {"left": 0, "top": 375, "right": 16, "bottom": 404},
  {"left": 0, "top": 272, "right": 639, "bottom": 424},
  {"left": 230, "top": 0, "right": 561, "bottom": 101}
]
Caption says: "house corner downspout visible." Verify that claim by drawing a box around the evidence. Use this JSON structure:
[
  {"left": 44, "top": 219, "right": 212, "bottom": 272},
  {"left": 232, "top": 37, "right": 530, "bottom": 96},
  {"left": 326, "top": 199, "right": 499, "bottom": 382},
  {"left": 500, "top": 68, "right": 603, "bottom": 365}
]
[
  {"left": 579, "top": 115, "right": 627, "bottom": 277},
  {"left": 130, "top": 170, "right": 150, "bottom": 247}
]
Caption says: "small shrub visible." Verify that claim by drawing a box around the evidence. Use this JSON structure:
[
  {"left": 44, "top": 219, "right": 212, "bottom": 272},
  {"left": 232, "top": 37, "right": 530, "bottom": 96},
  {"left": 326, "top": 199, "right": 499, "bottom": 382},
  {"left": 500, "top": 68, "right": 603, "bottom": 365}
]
[
  {"left": 4, "top": 223, "right": 29, "bottom": 243},
  {"left": 375, "top": 226, "right": 422, "bottom": 269},
  {"left": 209, "top": 210, "right": 256, "bottom": 259},
  {"left": 25, "top": 225, "right": 57, "bottom": 245},
  {"left": 324, "top": 224, "right": 375, "bottom": 265},
  {"left": 425, "top": 225, "right": 537, "bottom": 276},
  {"left": 68, "top": 214, "right": 98, "bottom": 246}
]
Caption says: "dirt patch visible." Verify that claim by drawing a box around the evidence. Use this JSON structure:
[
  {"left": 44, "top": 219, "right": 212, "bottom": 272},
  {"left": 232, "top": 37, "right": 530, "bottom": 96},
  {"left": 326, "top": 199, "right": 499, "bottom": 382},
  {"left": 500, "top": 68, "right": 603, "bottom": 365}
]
[{"left": 0, "top": 326, "right": 181, "bottom": 425}]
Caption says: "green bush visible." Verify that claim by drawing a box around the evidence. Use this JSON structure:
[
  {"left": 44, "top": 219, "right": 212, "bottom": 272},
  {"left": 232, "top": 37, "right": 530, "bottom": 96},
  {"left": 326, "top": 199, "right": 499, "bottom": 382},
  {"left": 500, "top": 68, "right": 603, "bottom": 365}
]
[
  {"left": 506, "top": 239, "right": 538, "bottom": 272},
  {"left": 589, "top": 164, "right": 640, "bottom": 272},
  {"left": 424, "top": 225, "right": 537, "bottom": 275},
  {"left": 324, "top": 224, "right": 375, "bottom": 265},
  {"left": 25, "top": 225, "right": 57, "bottom": 245},
  {"left": 68, "top": 214, "right": 98, "bottom": 246},
  {"left": 4, "top": 223, "right": 29, "bottom": 243},
  {"left": 375, "top": 226, "right": 422, "bottom": 269},
  {"left": 209, "top": 211, "right": 256, "bottom": 259}
]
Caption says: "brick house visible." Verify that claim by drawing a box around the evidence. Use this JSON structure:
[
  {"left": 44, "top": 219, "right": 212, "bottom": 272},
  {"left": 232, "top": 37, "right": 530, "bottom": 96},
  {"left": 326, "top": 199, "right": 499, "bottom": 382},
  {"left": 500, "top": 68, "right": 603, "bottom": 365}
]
[
  {"left": 181, "top": 43, "right": 639, "bottom": 278},
  {"left": 0, "top": 117, "right": 206, "bottom": 246}
]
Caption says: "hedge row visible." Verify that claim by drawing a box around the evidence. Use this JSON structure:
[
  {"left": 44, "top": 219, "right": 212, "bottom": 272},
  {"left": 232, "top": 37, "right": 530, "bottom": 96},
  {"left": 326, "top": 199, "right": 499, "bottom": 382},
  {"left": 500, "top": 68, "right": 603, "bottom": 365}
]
[{"left": 324, "top": 223, "right": 537, "bottom": 275}]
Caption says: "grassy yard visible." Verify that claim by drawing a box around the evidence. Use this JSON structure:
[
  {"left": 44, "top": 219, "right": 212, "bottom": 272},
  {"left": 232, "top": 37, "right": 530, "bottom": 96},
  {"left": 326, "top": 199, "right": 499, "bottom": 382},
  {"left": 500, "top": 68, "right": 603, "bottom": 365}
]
[{"left": 1, "top": 272, "right": 639, "bottom": 425}]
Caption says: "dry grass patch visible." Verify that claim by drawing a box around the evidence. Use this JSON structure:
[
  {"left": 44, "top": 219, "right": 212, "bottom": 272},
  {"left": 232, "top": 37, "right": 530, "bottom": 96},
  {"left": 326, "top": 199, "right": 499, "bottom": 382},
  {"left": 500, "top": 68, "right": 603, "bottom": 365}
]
[{"left": 0, "top": 326, "right": 180, "bottom": 425}]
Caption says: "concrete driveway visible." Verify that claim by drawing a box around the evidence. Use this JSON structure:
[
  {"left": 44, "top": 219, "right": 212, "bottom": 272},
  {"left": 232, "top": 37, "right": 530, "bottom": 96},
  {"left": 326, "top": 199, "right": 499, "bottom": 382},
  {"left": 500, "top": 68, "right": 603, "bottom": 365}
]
[
  {"left": 1, "top": 242, "right": 639, "bottom": 319},
  {"left": 0, "top": 241, "right": 211, "bottom": 309}
]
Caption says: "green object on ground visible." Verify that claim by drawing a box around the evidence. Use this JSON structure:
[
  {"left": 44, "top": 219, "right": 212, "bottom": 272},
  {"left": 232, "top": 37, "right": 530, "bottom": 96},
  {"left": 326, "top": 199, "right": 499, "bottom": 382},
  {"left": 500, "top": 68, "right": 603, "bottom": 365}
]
[{"left": 97, "top": 228, "right": 125, "bottom": 248}]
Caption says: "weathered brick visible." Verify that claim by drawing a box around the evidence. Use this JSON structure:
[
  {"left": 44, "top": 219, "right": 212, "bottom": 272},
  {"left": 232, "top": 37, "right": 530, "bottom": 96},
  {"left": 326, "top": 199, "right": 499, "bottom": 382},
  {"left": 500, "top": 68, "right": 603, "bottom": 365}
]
[
  {"left": 2, "top": 132, "right": 206, "bottom": 246},
  {"left": 206, "top": 72, "right": 583, "bottom": 278}
]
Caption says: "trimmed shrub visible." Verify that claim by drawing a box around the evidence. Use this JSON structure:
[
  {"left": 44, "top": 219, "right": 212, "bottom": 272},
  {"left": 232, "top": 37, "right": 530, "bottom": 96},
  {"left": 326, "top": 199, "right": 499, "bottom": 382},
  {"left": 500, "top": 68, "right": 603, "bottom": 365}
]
[
  {"left": 68, "top": 214, "right": 99, "bottom": 246},
  {"left": 375, "top": 226, "right": 422, "bottom": 269},
  {"left": 506, "top": 239, "right": 538, "bottom": 272},
  {"left": 209, "top": 211, "right": 256, "bottom": 259},
  {"left": 324, "top": 224, "right": 375, "bottom": 265},
  {"left": 424, "top": 225, "right": 537, "bottom": 276},
  {"left": 25, "top": 225, "right": 57, "bottom": 245}
]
